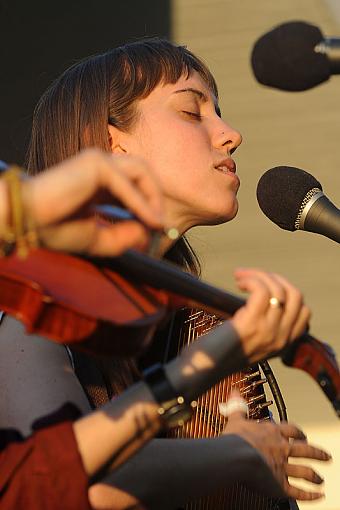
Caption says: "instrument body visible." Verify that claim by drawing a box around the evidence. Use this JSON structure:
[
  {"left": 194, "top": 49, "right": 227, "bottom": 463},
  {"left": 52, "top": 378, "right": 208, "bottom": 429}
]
[
  {"left": 0, "top": 246, "right": 338, "bottom": 416},
  {"left": 0, "top": 248, "right": 166, "bottom": 355},
  {"left": 167, "top": 308, "right": 284, "bottom": 510}
]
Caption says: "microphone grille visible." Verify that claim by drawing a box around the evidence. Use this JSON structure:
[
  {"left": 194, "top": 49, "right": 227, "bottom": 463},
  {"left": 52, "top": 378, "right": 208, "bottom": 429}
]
[
  {"left": 256, "top": 166, "right": 322, "bottom": 231},
  {"left": 294, "top": 187, "right": 322, "bottom": 229},
  {"left": 251, "top": 21, "right": 330, "bottom": 91}
]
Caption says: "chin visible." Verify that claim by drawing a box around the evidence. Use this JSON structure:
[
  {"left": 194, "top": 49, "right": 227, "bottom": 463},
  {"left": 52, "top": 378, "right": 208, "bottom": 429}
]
[
  {"left": 215, "top": 199, "right": 239, "bottom": 224},
  {"left": 199, "top": 202, "right": 239, "bottom": 227}
]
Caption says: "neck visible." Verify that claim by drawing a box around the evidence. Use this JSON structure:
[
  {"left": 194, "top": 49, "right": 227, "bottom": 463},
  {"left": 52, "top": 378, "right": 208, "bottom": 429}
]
[
  {"left": 154, "top": 201, "right": 201, "bottom": 257},
  {"left": 156, "top": 231, "right": 179, "bottom": 257}
]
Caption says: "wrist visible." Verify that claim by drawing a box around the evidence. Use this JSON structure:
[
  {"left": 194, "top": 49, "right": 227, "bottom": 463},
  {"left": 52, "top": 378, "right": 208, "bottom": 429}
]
[
  {"left": 143, "top": 363, "right": 197, "bottom": 429},
  {"left": 165, "top": 321, "right": 246, "bottom": 402}
]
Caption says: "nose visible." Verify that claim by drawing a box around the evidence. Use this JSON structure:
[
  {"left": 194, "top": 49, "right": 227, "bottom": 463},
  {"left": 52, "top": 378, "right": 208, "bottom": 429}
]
[{"left": 213, "top": 120, "right": 242, "bottom": 154}]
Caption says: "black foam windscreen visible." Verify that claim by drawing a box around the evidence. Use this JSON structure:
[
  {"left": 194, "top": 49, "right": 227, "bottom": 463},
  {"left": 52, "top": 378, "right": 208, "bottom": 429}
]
[
  {"left": 256, "top": 166, "right": 322, "bottom": 231},
  {"left": 251, "top": 21, "right": 330, "bottom": 91}
]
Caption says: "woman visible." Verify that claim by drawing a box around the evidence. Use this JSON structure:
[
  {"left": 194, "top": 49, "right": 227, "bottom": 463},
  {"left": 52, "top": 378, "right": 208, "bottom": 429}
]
[
  {"left": 0, "top": 39, "right": 329, "bottom": 509},
  {"left": 0, "top": 150, "right": 311, "bottom": 510}
]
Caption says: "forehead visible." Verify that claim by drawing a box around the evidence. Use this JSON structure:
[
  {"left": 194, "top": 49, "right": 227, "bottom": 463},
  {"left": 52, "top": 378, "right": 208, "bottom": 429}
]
[{"left": 138, "top": 71, "right": 218, "bottom": 110}]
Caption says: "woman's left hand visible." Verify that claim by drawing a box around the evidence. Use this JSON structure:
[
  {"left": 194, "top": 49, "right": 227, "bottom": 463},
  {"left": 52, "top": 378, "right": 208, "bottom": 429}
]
[
  {"left": 22, "top": 149, "right": 164, "bottom": 256},
  {"left": 230, "top": 268, "right": 311, "bottom": 363}
]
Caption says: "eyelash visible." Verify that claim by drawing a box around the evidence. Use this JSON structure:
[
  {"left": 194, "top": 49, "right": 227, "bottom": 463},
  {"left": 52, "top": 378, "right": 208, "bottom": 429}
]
[{"left": 182, "top": 111, "right": 202, "bottom": 120}]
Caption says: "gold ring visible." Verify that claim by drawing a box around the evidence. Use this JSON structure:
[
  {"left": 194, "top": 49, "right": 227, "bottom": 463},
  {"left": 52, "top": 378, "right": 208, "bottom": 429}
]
[{"left": 269, "top": 296, "right": 285, "bottom": 309}]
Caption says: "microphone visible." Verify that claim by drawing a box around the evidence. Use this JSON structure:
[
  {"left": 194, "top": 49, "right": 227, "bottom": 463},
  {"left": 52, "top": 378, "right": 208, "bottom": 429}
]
[
  {"left": 251, "top": 21, "right": 340, "bottom": 91},
  {"left": 256, "top": 165, "right": 340, "bottom": 244}
]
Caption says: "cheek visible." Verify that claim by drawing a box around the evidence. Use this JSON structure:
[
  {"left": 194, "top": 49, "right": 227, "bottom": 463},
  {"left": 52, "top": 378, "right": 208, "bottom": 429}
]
[
  {"left": 133, "top": 119, "right": 211, "bottom": 201},
  {"left": 139, "top": 129, "right": 196, "bottom": 184}
]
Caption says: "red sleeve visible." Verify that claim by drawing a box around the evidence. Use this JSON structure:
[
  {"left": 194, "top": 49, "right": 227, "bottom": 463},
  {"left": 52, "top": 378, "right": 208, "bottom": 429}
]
[{"left": 0, "top": 421, "right": 91, "bottom": 510}]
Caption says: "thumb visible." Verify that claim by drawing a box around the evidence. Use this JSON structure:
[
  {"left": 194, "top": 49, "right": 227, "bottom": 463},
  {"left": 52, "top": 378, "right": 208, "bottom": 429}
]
[{"left": 220, "top": 389, "right": 249, "bottom": 422}]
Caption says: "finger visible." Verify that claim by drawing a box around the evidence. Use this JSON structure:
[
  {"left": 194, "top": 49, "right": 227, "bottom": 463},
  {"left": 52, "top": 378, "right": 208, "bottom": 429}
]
[
  {"left": 88, "top": 221, "right": 150, "bottom": 256},
  {"left": 236, "top": 269, "right": 307, "bottom": 345},
  {"left": 289, "top": 441, "right": 332, "bottom": 461},
  {"left": 235, "top": 269, "right": 288, "bottom": 329},
  {"left": 289, "top": 304, "right": 311, "bottom": 340},
  {"left": 30, "top": 149, "right": 164, "bottom": 230},
  {"left": 236, "top": 269, "right": 292, "bottom": 345},
  {"left": 234, "top": 273, "right": 272, "bottom": 318},
  {"left": 76, "top": 150, "right": 164, "bottom": 229},
  {"left": 270, "top": 273, "right": 308, "bottom": 341},
  {"left": 235, "top": 268, "right": 287, "bottom": 307},
  {"left": 40, "top": 219, "right": 150, "bottom": 256},
  {"left": 106, "top": 154, "right": 164, "bottom": 226},
  {"left": 284, "top": 482, "right": 324, "bottom": 501},
  {"left": 277, "top": 422, "right": 307, "bottom": 441},
  {"left": 285, "top": 463, "right": 324, "bottom": 484}
]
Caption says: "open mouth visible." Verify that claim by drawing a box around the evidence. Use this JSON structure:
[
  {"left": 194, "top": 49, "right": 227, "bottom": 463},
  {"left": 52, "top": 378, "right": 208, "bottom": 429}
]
[
  {"left": 214, "top": 158, "right": 236, "bottom": 174},
  {"left": 214, "top": 165, "right": 230, "bottom": 174}
]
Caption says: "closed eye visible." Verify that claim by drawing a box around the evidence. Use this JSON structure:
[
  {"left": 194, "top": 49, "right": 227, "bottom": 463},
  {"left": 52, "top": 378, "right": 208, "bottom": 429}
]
[{"left": 182, "top": 111, "right": 202, "bottom": 120}]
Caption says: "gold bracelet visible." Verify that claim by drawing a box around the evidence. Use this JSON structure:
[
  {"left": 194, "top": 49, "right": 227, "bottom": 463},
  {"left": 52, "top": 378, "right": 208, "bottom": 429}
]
[{"left": 0, "top": 165, "right": 38, "bottom": 258}]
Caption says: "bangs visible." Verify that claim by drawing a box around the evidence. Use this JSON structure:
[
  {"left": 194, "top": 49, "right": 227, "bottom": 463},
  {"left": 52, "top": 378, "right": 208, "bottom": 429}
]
[
  {"left": 121, "top": 39, "right": 218, "bottom": 97},
  {"left": 110, "top": 38, "right": 218, "bottom": 101},
  {"left": 27, "top": 37, "right": 218, "bottom": 173}
]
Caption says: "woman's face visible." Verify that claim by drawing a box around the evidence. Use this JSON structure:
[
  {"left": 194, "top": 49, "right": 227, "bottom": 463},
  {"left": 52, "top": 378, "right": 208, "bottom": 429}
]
[{"left": 120, "top": 71, "right": 242, "bottom": 234}]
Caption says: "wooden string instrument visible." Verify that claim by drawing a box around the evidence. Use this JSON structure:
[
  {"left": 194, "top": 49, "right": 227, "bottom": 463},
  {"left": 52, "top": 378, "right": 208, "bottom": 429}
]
[
  {"left": 166, "top": 308, "right": 286, "bottom": 510},
  {"left": 0, "top": 247, "right": 338, "bottom": 417}
]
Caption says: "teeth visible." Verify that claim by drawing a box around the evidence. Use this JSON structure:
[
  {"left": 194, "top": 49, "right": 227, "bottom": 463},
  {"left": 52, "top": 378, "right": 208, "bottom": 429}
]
[{"left": 216, "top": 166, "right": 228, "bottom": 173}]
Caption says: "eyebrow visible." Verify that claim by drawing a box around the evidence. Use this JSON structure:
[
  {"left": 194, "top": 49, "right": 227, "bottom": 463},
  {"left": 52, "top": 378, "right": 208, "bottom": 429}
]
[{"left": 173, "top": 87, "right": 221, "bottom": 117}]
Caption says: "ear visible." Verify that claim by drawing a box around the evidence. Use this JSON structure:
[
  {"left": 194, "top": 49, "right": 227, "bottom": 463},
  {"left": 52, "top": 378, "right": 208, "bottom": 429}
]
[{"left": 107, "top": 124, "right": 127, "bottom": 154}]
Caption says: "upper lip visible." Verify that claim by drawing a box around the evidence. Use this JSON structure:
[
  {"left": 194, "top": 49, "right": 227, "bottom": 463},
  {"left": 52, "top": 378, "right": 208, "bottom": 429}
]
[{"left": 214, "top": 157, "right": 236, "bottom": 173}]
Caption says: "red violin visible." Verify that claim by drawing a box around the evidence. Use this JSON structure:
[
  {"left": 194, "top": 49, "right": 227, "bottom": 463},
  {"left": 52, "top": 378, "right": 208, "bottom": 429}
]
[{"left": 0, "top": 247, "right": 339, "bottom": 417}]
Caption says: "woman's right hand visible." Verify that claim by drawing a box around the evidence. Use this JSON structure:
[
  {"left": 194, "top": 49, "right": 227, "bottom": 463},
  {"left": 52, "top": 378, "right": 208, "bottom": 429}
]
[
  {"left": 222, "top": 395, "right": 331, "bottom": 501},
  {"left": 230, "top": 268, "right": 311, "bottom": 363}
]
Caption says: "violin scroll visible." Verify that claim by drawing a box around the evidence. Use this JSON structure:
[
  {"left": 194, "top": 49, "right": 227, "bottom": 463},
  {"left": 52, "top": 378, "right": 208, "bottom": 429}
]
[{"left": 282, "top": 333, "right": 340, "bottom": 418}]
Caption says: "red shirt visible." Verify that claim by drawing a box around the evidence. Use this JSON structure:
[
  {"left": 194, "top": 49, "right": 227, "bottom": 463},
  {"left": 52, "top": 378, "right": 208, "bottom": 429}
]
[{"left": 0, "top": 421, "right": 91, "bottom": 510}]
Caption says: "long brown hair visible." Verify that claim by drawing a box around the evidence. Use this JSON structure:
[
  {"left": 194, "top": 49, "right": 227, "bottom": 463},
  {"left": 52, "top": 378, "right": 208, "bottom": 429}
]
[
  {"left": 27, "top": 38, "right": 218, "bottom": 391},
  {"left": 27, "top": 38, "right": 216, "bottom": 274}
]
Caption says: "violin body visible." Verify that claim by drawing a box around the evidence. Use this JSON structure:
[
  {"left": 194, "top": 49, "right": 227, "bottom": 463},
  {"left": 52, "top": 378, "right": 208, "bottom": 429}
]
[
  {"left": 0, "top": 248, "right": 166, "bottom": 355},
  {"left": 0, "top": 246, "right": 339, "bottom": 416}
]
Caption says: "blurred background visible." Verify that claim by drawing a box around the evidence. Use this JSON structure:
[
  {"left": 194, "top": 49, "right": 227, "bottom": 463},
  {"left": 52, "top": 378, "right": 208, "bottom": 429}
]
[{"left": 0, "top": 0, "right": 339, "bottom": 508}]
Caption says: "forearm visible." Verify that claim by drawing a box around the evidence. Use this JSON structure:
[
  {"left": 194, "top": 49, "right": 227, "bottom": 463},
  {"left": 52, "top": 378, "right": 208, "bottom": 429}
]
[
  {"left": 74, "top": 322, "right": 246, "bottom": 478},
  {"left": 166, "top": 321, "right": 246, "bottom": 402},
  {"left": 93, "top": 435, "right": 280, "bottom": 510},
  {"left": 73, "top": 381, "right": 161, "bottom": 477}
]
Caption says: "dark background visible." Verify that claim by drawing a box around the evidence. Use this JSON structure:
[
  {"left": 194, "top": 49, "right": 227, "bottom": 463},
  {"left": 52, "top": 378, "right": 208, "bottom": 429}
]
[{"left": 0, "top": 0, "right": 170, "bottom": 165}]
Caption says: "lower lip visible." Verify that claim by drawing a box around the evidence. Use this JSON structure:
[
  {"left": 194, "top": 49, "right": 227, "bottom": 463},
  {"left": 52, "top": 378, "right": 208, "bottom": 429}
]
[{"left": 215, "top": 168, "right": 240, "bottom": 188}]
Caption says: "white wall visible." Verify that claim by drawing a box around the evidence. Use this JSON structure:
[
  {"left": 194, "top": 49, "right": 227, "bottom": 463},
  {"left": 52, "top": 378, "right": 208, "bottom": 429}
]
[{"left": 172, "top": 1, "right": 340, "bottom": 508}]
